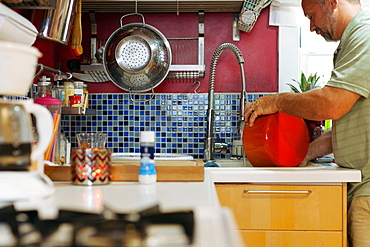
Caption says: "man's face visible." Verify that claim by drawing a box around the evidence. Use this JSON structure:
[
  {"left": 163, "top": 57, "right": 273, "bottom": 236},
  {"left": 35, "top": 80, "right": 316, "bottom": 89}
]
[{"left": 302, "top": 0, "right": 338, "bottom": 42}]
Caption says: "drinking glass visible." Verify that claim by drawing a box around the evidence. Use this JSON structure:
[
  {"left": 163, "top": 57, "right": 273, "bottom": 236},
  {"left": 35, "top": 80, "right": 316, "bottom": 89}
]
[{"left": 76, "top": 132, "right": 107, "bottom": 148}]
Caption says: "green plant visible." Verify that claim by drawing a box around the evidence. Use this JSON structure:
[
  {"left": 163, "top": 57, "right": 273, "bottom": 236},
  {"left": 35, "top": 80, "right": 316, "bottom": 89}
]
[{"left": 287, "top": 72, "right": 322, "bottom": 93}]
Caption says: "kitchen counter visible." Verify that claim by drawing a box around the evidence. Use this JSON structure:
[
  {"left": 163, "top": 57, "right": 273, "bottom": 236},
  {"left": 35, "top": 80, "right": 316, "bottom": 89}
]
[
  {"left": 53, "top": 164, "right": 361, "bottom": 214},
  {"left": 52, "top": 163, "right": 362, "bottom": 216},
  {"left": 49, "top": 164, "right": 361, "bottom": 247},
  {"left": 0, "top": 171, "right": 243, "bottom": 247},
  {"left": 208, "top": 163, "right": 362, "bottom": 183},
  {"left": 54, "top": 170, "right": 220, "bottom": 213},
  {"left": 16, "top": 164, "right": 360, "bottom": 246},
  {"left": 51, "top": 170, "right": 243, "bottom": 247}
]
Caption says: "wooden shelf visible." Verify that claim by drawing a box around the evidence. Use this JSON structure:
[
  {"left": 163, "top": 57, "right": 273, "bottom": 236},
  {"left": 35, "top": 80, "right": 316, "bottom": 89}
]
[{"left": 61, "top": 107, "right": 96, "bottom": 115}]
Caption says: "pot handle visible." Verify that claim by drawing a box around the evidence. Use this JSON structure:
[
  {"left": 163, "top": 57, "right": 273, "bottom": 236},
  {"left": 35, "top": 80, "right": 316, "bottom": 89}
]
[
  {"left": 129, "top": 88, "right": 155, "bottom": 102},
  {"left": 120, "top": 13, "right": 146, "bottom": 27}
]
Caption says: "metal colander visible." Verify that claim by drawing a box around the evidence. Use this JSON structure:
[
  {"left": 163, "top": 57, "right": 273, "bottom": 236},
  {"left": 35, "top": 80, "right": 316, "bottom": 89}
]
[
  {"left": 103, "top": 13, "right": 172, "bottom": 93},
  {"left": 115, "top": 36, "right": 151, "bottom": 73}
]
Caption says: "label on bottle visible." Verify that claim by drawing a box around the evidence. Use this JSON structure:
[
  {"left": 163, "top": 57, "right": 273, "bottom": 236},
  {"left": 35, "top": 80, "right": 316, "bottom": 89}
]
[
  {"left": 139, "top": 155, "right": 156, "bottom": 175},
  {"left": 140, "top": 146, "right": 154, "bottom": 160},
  {"left": 74, "top": 89, "right": 83, "bottom": 96}
]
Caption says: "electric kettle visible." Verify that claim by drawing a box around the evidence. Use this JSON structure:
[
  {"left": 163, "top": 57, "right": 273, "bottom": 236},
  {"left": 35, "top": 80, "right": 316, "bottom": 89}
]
[{"left": 0, "top": 99, "right": 53, "bottom": 172}]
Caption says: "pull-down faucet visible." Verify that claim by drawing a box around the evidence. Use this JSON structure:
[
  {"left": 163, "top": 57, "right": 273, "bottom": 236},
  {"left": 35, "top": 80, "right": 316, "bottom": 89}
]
[{"left": 203, "top": 43, "right": 247, "bottom": 167}]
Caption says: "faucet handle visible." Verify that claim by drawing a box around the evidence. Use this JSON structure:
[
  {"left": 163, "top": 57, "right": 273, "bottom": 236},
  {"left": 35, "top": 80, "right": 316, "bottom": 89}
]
[{"left": 214, "top": 134, "right": 230, "bottom": 154}]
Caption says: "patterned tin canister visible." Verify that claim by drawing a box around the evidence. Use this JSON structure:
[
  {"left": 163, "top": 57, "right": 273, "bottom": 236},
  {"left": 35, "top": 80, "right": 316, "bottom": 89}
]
[{"left": 71, "top": 148, "right": 112, "bottom": 185}]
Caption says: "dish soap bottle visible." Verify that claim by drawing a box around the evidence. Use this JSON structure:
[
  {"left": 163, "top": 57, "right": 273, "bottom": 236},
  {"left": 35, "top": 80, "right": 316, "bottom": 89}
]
[{"left": 139, "top": 131, "right": 157, "bottom": 184}]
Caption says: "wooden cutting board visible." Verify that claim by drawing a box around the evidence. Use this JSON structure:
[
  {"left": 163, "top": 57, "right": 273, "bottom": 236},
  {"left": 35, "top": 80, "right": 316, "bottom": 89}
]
[{"left": 44, "top": 159, "right": 204, "bottom": 182}]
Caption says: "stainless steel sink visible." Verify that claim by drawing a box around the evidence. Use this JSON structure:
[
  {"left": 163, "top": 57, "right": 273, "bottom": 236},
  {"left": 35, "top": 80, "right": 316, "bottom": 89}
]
[
  {"left": 112, "top": 153, "right": 194, "bottom": 161},
  {"left": 215, "top": 159, "right": 251, "bottom": 167}
]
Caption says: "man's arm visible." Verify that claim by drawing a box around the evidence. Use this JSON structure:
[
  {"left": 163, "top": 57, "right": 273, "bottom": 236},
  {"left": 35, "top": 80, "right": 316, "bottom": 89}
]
[
  {"left": 299, "top": 129, "right": 333, "bottom": 167},
  {"left": 244, "top": 86, "right": 361, "bottom": 126}
]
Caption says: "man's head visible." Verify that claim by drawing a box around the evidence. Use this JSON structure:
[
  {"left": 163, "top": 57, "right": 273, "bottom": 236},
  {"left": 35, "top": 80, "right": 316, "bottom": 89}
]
[{"left": 301, "top": 0, "right": 362, "bottom": 41}]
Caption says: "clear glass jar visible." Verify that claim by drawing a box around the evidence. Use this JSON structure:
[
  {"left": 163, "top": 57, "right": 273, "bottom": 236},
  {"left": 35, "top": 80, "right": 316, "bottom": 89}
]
[
  {"left": 36, "top": 76, "right": 51, "bottom": 99},
  {"left": 63, "top": 80, "right": 74, "bottom": 107},
  {"left": 74, "top": 81, "right": 84, "bottom": 96},
  {"left": 74, "top": 81, "right": 84, "bottom": 107},
  {"left": 52, "top": 79, "right": 65, "bottom": 103}
]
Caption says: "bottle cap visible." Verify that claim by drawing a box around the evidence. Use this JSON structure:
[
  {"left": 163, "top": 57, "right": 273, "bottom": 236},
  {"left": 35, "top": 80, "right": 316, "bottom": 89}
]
[
  {"left": 140, "top": 131, "right": 155, "bottom": 143},
  {"left": 69, "top": 95, "right": 82, "bottom": 100},
  {"left": 74, "top": 81, "right": 84, "bottom": 88},
  {"left": 38, "top": 75, "right": 51, "bottom": 86}
]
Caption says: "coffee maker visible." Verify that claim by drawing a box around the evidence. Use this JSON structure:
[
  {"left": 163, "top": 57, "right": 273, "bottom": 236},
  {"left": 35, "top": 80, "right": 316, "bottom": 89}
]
[{"left": 0, "top": 3, "right": 57, "bottom": 219}]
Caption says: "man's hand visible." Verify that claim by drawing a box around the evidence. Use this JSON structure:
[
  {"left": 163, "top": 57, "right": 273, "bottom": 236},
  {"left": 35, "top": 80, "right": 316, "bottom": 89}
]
[{"left": 244, "top": 95, "right": 279, "bottom": 127}]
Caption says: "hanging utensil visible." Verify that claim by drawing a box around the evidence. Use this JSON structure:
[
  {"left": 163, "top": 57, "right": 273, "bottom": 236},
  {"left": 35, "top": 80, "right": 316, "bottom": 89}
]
[
  {"left": 237, "top": 0, "right": 272, "bottom": 33},
  {"left": 103, "top": 13, "right": 172, "bottom": 99},
  {"left": 71, "top": 0, "right": 82, "bottom": 50},
  {"left": 78, "top": 11, "right": 110, "bottom": 83}
]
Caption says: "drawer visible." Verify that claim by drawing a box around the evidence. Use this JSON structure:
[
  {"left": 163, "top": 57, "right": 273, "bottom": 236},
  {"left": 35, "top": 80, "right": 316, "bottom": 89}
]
[
  {"left": 216, "top": 184, "right": 344, "bottom": 231},
  {"left": 239, "top": 230, "right": 343, "bottom": 247}
]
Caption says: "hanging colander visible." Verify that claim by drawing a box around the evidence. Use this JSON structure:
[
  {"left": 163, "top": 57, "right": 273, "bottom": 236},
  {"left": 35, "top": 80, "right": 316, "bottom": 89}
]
[{"left": 103, "top": 13, "right": 172, "bottom": 96}]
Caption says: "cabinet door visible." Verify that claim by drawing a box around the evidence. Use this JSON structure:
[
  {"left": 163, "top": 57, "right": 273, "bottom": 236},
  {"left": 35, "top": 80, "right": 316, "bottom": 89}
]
[
  {"left": 216, "top": 184, "right": 344, "bottom": 231},
  {"left": 239, "top": 230, "right": 342, "bottom": 247}
]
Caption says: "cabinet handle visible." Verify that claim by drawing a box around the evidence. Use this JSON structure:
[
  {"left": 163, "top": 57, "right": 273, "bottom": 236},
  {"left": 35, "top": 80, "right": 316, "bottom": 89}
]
[{"left": 243, "top": 190, "right": 312, "bottom": 194}]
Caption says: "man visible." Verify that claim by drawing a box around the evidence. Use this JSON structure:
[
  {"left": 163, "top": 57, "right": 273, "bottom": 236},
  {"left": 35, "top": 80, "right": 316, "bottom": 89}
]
[{"left": 244, "top": 0, "right": 370, "bottom": 246}]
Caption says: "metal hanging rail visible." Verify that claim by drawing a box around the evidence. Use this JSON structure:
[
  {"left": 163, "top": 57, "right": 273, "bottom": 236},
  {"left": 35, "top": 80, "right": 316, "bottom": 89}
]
[
  {"left": 35, "top": 63, "right": 72, "bottom": 80},
  {"left": 30, "top": 63, "right": 72, "bottom": 99}
]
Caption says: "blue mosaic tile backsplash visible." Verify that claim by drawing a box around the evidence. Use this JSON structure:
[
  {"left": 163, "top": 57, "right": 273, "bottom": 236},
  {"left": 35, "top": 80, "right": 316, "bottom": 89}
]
[{"left": 61, "top": 93, "right": 271, "bottom": 159}]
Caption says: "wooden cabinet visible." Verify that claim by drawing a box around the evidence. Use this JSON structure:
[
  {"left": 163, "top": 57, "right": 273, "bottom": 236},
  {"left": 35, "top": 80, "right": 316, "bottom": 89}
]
[{"left": 216, "top": 183, "right": 347, "bottom": 247}]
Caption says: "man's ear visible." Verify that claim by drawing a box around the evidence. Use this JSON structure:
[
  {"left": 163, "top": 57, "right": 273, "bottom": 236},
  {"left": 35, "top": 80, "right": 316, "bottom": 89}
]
[{"left": 326, "top": 0, "right": 338, "bottom": 12}]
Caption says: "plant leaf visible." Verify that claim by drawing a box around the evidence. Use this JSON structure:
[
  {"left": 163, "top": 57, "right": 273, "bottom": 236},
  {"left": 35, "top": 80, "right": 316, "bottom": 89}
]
[
  {"left": 287, "top": 83, "right": 302, "bottom": 93},
  {"left": 300, "top": 72, "right": 308, "bottom": 91}
]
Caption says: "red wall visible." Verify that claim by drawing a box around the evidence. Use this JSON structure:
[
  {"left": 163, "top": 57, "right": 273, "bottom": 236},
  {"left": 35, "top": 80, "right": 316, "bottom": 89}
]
[{"left": 31, "top": 7, "right": 278, "bottom": 94}]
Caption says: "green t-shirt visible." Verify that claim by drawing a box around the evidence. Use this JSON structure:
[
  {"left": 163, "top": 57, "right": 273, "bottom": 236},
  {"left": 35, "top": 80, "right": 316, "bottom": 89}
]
[{"left": 327, "top": 11, "right": 370, "bottom": 202}]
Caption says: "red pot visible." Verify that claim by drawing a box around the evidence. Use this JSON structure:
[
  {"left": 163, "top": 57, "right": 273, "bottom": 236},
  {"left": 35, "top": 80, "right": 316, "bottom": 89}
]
[{"left": 243, "top": 112, "right": 309, "bottom": 167}]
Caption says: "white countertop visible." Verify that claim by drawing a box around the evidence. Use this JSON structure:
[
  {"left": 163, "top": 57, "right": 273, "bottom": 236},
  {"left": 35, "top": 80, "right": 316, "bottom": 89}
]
[
  {"left": 0, "top": 170, "right": 243, "bottom": 247},
  {"left": 54, "top": 170, "right": 220, "bottom": 213},
  {"left": 51, "top": 170, "right": 243, "bottom": 247},
  {"left": 208, "top": 163, "right": 362, "bottom": 183},
  {"left": 17, "top": 163, "right": 360, "bottom": 247},
  {"left": 52, "top": 164, "right": 362, "bottom": 215}
]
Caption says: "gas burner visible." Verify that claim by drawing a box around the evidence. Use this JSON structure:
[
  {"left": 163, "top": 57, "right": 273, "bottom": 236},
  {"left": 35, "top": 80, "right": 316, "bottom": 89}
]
[{"left": 0, "top": 204, "right": 194, "bottom": 246}]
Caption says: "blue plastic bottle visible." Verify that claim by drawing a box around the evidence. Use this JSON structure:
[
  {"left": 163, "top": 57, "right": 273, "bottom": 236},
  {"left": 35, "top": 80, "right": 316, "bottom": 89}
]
[{"left": 139, "top": 131, "right": 157, "bottom": 184}]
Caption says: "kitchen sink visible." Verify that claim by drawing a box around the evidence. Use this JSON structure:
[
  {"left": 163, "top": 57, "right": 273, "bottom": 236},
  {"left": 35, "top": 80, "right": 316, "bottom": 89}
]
[
  {"left": 214, "top": 159, "right": 338, "bottom": 169},
  {"left": 112, "top": 153, "right": 194, "bottom": 161},
  {"left": 214, "top": 159, "right": 251, "bottom": 167}
]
